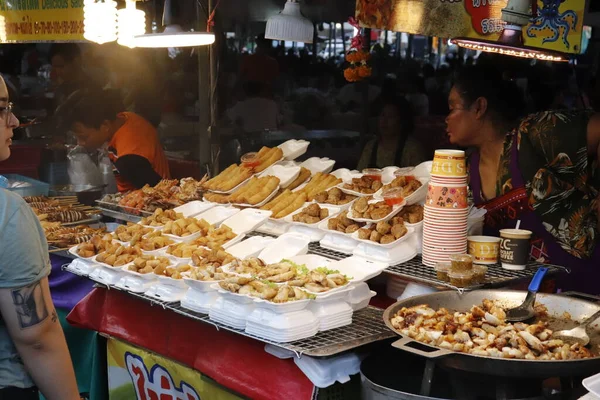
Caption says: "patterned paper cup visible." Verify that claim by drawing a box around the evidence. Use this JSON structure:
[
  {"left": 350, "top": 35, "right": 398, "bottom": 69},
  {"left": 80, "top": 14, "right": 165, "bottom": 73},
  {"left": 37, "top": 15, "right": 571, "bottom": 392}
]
[
  {"left": 431, "top": 150, "right": 467, "bottom": 177},
  {"left": 425, "top": 184, "right": 468, "bottom": 209}
]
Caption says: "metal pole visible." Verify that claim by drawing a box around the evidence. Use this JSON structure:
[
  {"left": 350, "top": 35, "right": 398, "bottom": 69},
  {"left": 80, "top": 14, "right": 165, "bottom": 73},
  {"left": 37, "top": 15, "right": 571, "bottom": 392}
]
[
  {"left": 312, "top": 22, "right": 317, "bottom": 61},
  {"left": 395, "top": 32, "right": 401, "bottom": 58},
  {"left": 361, "top": 28, "right": 371, "bottom": 139},
  {"left": 341, "top": 23, "right": 347, "bottom": 54},
  {"left": 197, "top": 0, "right": 210, "bottom": 171},
  {"left": 332, "top": 22, "right": 337, "bottom": 58},
  {"left": 328, "top": 23, "right": 333, "bottom": 58}
]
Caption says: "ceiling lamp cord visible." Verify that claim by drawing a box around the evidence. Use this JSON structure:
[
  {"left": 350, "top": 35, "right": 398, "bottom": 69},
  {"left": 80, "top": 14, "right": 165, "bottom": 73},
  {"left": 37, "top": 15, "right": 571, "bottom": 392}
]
[{"left": 206, "top": 0, "right": 222, "bottom": 32}]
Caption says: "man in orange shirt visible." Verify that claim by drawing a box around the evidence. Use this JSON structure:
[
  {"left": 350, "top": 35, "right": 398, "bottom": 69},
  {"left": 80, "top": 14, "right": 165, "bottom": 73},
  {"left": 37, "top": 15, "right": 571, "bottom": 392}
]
[{"left": 58, "top": 88, "right": 170, "bottom": 192}]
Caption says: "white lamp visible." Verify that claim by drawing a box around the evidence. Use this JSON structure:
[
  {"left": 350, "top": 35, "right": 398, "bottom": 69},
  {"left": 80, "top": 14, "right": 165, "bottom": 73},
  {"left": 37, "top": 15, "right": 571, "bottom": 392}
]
[
  {"left": 83, "top": 0, "right": 117, "bottom": 45},
  {"left": 133, "top": 0, "right": 215, "bottom": 48},
  {"left": 266, "top": 0, "right": 313, "bottom": 43},
  {"left": 117, "top": 0, "right": 146, "bottom": 48}
]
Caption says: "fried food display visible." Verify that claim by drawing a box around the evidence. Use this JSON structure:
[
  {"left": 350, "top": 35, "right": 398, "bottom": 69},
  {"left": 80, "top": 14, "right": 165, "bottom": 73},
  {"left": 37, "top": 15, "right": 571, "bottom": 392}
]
[
  {"left": 327, "top": 211, "right": 366, "bottom": 234},
  {"left": 351, "top": 197, "right": 393, "bottom": 220},
  {"left": 95, "top": 244, "right": 142, "bottom": 267},
  {"left": 398, "top": 204, "right": 424, "bottom": 224},
  {"left": 202, "top": 192, "right": 231, "bottom": 204},
  {"left": 253, "top": 146, "right": 284, "bottom": 173},
  {"left": 203, "top": 164, "right": 253, "bottom": 192},
  {"left": 44, "top": 224, "right": 106, "bottom": 249},
  {"left": 313, "top": 187, "right": 357, "bottom": 206},
  {"left": 191, "top": 248, "right": 236, "bottom": 268},
  {"left": 230, "top": 257, "right": 267, "bottom": 275},
  {"left": 163, "top": 217, "right": 211, "bottom": 238},
  {"left": 166, "top": 242, "right": 201, "bottom": 258},
  {"left": 134, "top": 232, "right": 175, "bottom": 251},
  {"left": 390, "top": 300, "right": 594, "bottom": 360},
  {"left": 118, "top": 177, "right": 207, "bottom": 214},
  {"left": 38, "top": 209, "right": 91, "bottom": 223},
  {"left": 292, "top": 203, "right": 330, "bottom": 224},
  {"left": 260, "top": 190, "right": 307, "bottom": 219},
  {"left": 75, "top": 234, "right": 115, "bottom": 258},
  {"left": 383, "top": 175, "right": 423, "bottom": 197},
  {"left": 342, "top": 176, "right": 383, "bottom": 194},
  {"left": 113, "top": 223, "right": 153, "bottom": 242},
  {"left": 229, "top": 176, "right": 280, "bottom": 205},
  {"left": 188, "top": 264, "right": 230, "bottom": 281},
  {"left": 220, "top": 279, "right": 314, "bottom": 303},
  {"left": 124, "top": 255, "right": 173, "bottom": 275},
  {"left": 303, "top": 267, "right": 350, "bottom": 293},
  {"left": 356, "top": 218, "right": 408, "bottom": 244},
  {"left": 286, "top": 167, "right": 312, "bottom": 190},
  {"left": 194, "top": 225, "right": 237, "bottom": 248},
  {"left": 140, "top": 209, "right": 184, "bottom": 227},
  {"left": 154, "top": 263, "right": 192, "bottom": 280},
  {"left": 300, "top": 173, "right": 343, "bottom": 201}
]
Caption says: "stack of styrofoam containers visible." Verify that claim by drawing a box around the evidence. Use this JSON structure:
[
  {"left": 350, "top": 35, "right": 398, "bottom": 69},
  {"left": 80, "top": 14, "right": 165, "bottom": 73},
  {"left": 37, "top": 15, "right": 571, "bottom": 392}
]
[{"left": 422, "top": 150, "right": 469, "bottom": 267}]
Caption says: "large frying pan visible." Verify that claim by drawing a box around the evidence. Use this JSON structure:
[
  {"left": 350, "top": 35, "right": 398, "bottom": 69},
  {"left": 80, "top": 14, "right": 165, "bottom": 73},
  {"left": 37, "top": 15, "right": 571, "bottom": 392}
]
[{"left": 383, "top": 290, "right": 600, "bottom": 378}]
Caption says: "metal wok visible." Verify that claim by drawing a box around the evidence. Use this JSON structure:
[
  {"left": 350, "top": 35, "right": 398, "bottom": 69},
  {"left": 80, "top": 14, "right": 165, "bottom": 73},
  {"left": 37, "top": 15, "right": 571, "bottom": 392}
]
[{"left": 383, "top": 290, "right": 600, "bottom": 378}]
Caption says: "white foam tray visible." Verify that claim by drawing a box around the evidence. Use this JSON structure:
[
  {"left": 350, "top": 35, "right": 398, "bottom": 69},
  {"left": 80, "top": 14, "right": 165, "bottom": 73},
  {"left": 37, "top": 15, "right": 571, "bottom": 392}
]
[
  {"left": 346, "top": 198, "right": 406, "bottom": 223},
  {"left": 222, "top": 208, "right": 272, "bottom": 235},
  {"left": 300, "top": 157, "right": 336, "bottom": 174},
  {"left": 278, "top": 139, "right": 310, "bottom": 160},
  {"left": 257, "top": 233, "right": 310, "bottom": 264},
  {"left": 195, "top": 206, "right": 240, "bottom": 226},
  {"left": 259, "top": 164, "right": 301, "bottom": 188},
  {"left": 227, "top": 236, "right": 276, "bottom": 259},
  {"left": 173, "top": 201, "right": 215, "bottom": 218}
]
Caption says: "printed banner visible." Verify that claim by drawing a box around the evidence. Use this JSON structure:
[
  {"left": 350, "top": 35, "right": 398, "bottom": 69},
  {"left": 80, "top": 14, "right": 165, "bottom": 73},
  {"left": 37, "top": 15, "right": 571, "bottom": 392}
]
[
  {"left": 355, "top": 0, "right": 585, "bottom": 54},
  {"left": 107, "top": 338, "right": 242, "bottom": 400},
  {"left": 0, "top": 0, "right": 84, "bottom": 42}
]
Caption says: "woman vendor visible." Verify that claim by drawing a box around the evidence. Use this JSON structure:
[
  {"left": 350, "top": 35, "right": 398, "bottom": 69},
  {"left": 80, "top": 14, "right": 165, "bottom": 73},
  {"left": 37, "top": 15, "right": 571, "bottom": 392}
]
[
  {"left": 446, "top": 66, "right": 600, "bottom": 295},
  {"left": 357, "top": 97, "right": 428, "bottom": 170},
  {"left": 59, "top": 88, "right": 170, "bottom": 192}
]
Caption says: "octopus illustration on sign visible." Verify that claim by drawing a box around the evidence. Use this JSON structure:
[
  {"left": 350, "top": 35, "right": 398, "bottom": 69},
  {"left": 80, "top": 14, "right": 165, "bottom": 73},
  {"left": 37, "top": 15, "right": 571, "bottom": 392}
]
[{"left": 526, "top": 0, "right": 578, "bottom": 49}]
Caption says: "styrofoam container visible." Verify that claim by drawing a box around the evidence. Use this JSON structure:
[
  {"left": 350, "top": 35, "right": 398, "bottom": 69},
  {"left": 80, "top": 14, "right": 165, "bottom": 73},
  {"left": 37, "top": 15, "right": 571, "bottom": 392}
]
[
  {"left": 140, "top": 246, "right": 170, "bottom": 257},
  {"left": 309, "top": 284, "right": 355, "bottom": 300},
  {"left": 144, "top": 283, "right": 188, "bottom": 302},
  {"left": 196, "top": 206, "right": 240, "bottom": 226},
  {"left": 253, "top": 298, "right": 312, "bottom": 313},
  {"left": 259, "top": 164, "right": 301, "bottom": 188},
  {"left": 293, "top": 352, "right": 363, "bottom": 388},
  {"left": 89, "top": 265, "right": 124, "bottom": 285},
  {"left": 255, "top": 219, "right": 291, "bottom": 236},
  {"left": 258, "top": 233, "right": 310, "bottom": 264},
  {"left": 346, "top": 198, "right": 406, "bottom": 223},
  {"left": 353, "top": 241, "right": 418, "bottom": 265},
  {"left": 327, "top": 256, "right": 388, "bottom": 283},
  {"left": 331, "top": 168, "right": 361, "bottom": 183},
  {"left": 284, "top": 203, "right": 341, "bottom": 226},
  {"left": 287, "top": 225, "right": 326, "bottom": 242},
  {"left": 246, "top": 307, "right": 318, "bottom": 330},
  {"left": 227, "top": 236, "right": 276, "bottom": 259},
  {"left": 121, "top": 264, "right": 162, "bottom": 281},
  {"left": 162, "top": 230, "right": 204, "bottom": 243},
  {"left": 115, "top": 274, "right": 156, "bottom": 293},
  {"left": 351, "top": 225, "right": 415, "bottom": 249},
  {"left": 374, "top": 177, "right": 429, "bottom": 206},
  {"left": 300, "top": 157, "right": 336, "bottom": 174},
  {"left": 222, "top": 208, "right": 272, "bottom": 235},
  {"left": 583, "top": 373, "right": 600, "bottom": 398},
  {"left": 398, "top": 282, "right": 439, "bottom": 300},
  {"left": 318, "top": 225, "right": 358, "bottom": 255},
  {"left": 183, "top": 277, "right": 223, "bottom": 292},
  {"left": 278, "top": 139, "right": 310, "bottom": 160},
  {"left": 308, "top": 300, "right": 353, "bottom": 330},
  {"left": 155, "top": 273, "right": 188, "bottom": 289},
  {"left": 413, "top": 160, "right": 433, "bottom": 179},
  {"left": 173, "top": 201, "right": 215, "bottom": 218},
  {"left": 67, "top": 258, "right": 98, "bottom": 275},
  {"left": 181, "top": 289, "right": 219, "bottom": 314},
  {"left": 68, "top": 245, "right": 96, "bottom": 261},
  {"left": 209, "top": 296, "right": 255, "bottom": 329},
  {"left": 246, "top": 323, "right": 319, "bottom": 343}
]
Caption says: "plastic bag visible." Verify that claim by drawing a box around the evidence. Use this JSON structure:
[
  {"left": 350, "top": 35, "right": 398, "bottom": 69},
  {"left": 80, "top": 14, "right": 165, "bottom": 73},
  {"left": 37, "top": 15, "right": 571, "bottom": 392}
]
[{"left": 67, "top": 146, "right": 106, "bottom": 187}]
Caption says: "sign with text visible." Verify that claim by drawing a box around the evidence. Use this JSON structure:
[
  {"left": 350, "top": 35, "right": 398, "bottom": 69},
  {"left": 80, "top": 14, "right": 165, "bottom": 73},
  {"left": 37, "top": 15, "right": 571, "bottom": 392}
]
[
  {"left": 0, "top": 0, "right": 84, "bottom": 42},
  {"left": 355, "top": 0, "right": 585, "bottom": 54},
  {"left": 107, "top": 338, "right": 242, "bottom": 400}
]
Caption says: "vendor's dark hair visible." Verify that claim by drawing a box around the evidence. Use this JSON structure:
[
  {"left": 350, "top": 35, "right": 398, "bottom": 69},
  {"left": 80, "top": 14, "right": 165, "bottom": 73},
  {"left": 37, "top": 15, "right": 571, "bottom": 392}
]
[
  {"left": 454, "top": 66, "right": 524, "bottom": 127},
  {"left": 56, "top": 88, "right": 124, "bottom": 129}
]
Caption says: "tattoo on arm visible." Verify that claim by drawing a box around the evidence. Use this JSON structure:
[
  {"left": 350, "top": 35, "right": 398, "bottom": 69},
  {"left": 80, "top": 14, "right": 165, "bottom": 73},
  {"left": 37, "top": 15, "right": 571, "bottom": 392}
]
[{"left": 11, "top": 282, "right": 49, "bottom": 329}]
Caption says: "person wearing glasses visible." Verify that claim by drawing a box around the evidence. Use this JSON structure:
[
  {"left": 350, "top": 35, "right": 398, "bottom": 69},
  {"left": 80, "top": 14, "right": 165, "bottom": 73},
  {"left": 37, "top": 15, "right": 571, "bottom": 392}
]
[
  {"left": 0, "top": 77, "right": 80, "bottom": 399},
  {"left": 57, "top": 87, "right": 170, "bottom": 193},
  {"left": 445, "top": 65, "right": 600, "bottom": 295}
]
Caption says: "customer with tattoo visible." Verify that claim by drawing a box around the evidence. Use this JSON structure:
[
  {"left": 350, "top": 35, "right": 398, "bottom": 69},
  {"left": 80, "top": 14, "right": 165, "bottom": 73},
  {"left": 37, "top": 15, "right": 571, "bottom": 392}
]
[{"left": 0, "top": 76, "right": 79, "bottom": 399}]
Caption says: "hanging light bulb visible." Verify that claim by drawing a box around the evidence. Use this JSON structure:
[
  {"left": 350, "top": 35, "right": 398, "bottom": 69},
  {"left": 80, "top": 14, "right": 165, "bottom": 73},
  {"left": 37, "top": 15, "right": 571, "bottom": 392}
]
[
  {"left": 83, "top": 0, "right": 117, "bottom": 45},
  {"left": 117, "top": 0, "right": 146, "bottom": 48},
  {"left": 266, "top": 0, "right": 313, "bottom": 43}
]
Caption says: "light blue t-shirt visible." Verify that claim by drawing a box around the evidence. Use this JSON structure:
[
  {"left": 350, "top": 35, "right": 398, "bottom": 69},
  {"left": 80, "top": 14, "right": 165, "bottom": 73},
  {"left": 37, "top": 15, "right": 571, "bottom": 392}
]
[{"left": 0, "top": 189, "right": 51, "bottom": 388}]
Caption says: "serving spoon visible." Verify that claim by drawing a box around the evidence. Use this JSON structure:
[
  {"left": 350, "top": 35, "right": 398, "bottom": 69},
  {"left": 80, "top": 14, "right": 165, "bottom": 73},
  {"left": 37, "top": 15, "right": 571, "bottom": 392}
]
[
  {"left": 505, "top": 267, "right": 548, "bottom": 322},
  {"left": 552, "top": 309, "right": 600, "bottom": 346}
]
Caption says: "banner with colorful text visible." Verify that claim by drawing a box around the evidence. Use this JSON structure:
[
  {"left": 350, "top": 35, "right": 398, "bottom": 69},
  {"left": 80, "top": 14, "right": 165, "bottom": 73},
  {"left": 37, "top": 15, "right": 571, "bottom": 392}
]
[
  {"left": 0, "top": 0, "right": 84, "bottom": 42},
  {"left": 356, "top": 0, "right": 585, "bottom": 54},
  {"left": 107, "top": 338, "right": 242, "bottom": 400}
]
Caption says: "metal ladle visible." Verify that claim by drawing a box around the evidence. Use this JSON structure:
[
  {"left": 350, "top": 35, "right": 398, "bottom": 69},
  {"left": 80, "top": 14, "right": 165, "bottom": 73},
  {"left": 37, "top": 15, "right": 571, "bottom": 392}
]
[
  {"left": 552, "top": 309, "right": 600, "bottom": 346},
  {"left": 505, "top": 267, "right": 548, "bottom": 322}
]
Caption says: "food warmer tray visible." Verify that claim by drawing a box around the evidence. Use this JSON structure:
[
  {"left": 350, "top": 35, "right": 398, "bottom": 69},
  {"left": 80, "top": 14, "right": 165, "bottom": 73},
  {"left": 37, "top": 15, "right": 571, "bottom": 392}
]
[
  {"left": 382, "top": 290, "right": 600, "bottom": 378},
  {"left": 246, "top": 232, "right": 567, "bottom": 292}
]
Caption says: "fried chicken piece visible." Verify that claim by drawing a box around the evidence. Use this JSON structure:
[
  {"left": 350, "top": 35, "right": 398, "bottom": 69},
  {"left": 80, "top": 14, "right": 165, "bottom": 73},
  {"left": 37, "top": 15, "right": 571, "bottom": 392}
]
[
  {"left": 353, "top": 197, "right": 369, "bottom": 213},
  {"left": 345, "top": 224, "right": 361, "bottom": 234},
  {"left": 376, "top": 221, "right": 392, "bottom": 235},
  {"left": 357, "top": 228, "right": 371, "bottom": 240},
  {"left": 369, "top": 230, "right": 382, "bottom": 242},
  {"left": 391, "top": 223, "right": 408, "bottom": 239},
  {"left": 314, "top": 191, "right": 328, "bottom": 203},
  {"left": 380, "top": 234, "right": 396, "bottom": 244}
]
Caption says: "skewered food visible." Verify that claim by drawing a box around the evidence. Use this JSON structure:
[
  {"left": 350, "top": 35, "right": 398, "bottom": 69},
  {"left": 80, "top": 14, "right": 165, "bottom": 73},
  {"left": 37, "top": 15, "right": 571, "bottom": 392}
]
[
  {"left": 162, "top": 217, "right": 211, "bottom": 237},
  {"left": 327, "top": 211, "right": 365, "bottom": 233},
  {"left": 124, "top": 255, "right": 173, "bottom": 275},
  {"left": 75, "top": 234, "right": 115, "bottom": 257},
  {"left": 95, "top": 244, "right": 141, "bottom": 267},
  {"left": 134, "top": 232, "right": 174, "bottom": 251},
  {"left": 300, "top": 173, "right": 342, "bottom": 201},
  {"left": 23, "top": 195, "right": 50, "bottom": 203},
  {"left": 292, "top": 203, "right": 330, "bottom": 224},
  {"left": 286, "top": 167, "right": 311, "bottom": 190},
  {"left": 389, "top": 300, "right": 594, "bottom": 360},
  {"left": 343, "top": 176, "right": 383, "bottom": 194},
  {"left": 397, "top": 204, "right": 423, "bottom": 224},
  {"left": 260, "top": 190, "right": 307, "bottom": 219},
  {"left": 383, "top": 175, "right": 422, "bottom": 197},
  {"left": 43, "top": 209, "right": 90, "bottom": 223},
  {"left": 113, "top": 223, "right": 153, "bottom": 242},
  {"left": 44, "top": 224, "right": 106, "bottom": 248},
  {"left": 203, "top": 164, "right": 253, "bottom": 192},
  {"left": 191, "top": 248, "right": 236, "bottom": 268},
  {"left": 351, "top": 197, "right": 393, "bottom": 220},
  {"left": 194, "top": 225, "right": 237, "bottom": 248},
  {"left": 314, "top": 187, "right": 357, "bottom": 206},
  {"left": 229, "top": 176, "right": 280, "bottom": 205}
]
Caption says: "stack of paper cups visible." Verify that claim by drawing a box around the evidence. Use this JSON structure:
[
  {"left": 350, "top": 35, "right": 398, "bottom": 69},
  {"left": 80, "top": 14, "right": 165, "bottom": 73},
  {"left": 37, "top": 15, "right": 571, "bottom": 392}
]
[{"left": 422, "top": 150, "right": 469, "bottom": 267}]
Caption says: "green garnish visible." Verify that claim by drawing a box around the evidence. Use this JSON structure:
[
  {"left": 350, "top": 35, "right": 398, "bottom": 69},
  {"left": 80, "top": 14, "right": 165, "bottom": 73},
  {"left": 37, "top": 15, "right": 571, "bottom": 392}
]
[
  {"left": 314, "top": 266, "right": 341, "bottom": 275},
  {"left": 261, "top": 280, "right": 278, "bottom": 289},
  {"left": 281, "top": 259, "right": 309, "bottom": 275}
]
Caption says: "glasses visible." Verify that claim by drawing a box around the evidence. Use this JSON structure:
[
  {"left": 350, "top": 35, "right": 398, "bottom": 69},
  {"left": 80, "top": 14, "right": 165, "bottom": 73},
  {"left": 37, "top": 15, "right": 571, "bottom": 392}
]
[{"left": 0, "top": 102, "right": 13, "bottom": 127}]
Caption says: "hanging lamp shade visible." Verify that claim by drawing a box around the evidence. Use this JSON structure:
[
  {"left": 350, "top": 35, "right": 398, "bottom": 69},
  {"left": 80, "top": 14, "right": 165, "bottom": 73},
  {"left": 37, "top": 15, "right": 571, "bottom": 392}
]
[
  {"left": 83, "top": 0, "right": 117, "bottom": 44},
  {"left": 266, "top": 0, "right": 313, "bottom": 43},
  {"left": 133, "top": 0, "right": 215, "bottom": 48},
  {"left": 117, "top": 0, "right": 146, "bottom": 48}
]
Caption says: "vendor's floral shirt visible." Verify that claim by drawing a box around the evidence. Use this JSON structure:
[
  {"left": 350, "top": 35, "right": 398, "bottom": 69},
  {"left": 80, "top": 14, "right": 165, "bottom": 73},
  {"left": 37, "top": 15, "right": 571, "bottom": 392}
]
[{"left": 494, "top": 110, "right": 599, "bottom": 258}]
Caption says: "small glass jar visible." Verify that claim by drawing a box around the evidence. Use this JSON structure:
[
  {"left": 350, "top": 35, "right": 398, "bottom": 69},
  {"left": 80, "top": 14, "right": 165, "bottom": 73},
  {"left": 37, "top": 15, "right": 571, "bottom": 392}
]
[
  {"left": 472, "top": 264, "right": 488, "bottom": 284},
  {"left": 448, "top": 270, "right": 475, "bottom": 288},
  {"left": 434, "top": 262, "right": 451, "bottom": 282},
  {"left": 362, "top": 168, "right": 383, "bottom": 181},
  {"left": 241, "top": 152, "right": 260, "bottom": 168},
  {"left": 382, "top": 187, "right": 405, "bottom": 207},
  {"left": 450, "top": 254, "right": 474, "bottom": 272}
]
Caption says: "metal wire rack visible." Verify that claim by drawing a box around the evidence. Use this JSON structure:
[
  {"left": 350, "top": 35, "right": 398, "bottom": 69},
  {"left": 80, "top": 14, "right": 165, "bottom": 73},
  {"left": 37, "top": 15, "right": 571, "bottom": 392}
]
[{"left": 96, "top": 206, "right": 143, "bottom": 223}]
